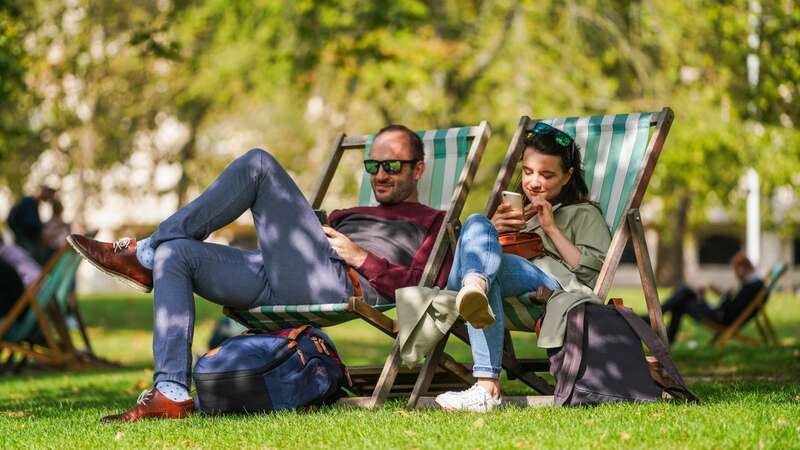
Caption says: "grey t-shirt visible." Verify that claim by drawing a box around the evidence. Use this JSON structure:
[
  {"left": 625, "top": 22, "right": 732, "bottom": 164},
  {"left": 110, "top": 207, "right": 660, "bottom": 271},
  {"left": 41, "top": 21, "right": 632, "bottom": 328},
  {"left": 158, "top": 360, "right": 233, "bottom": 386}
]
[{"left": 335, "top": 214, "right": 427, "bottom": 304}]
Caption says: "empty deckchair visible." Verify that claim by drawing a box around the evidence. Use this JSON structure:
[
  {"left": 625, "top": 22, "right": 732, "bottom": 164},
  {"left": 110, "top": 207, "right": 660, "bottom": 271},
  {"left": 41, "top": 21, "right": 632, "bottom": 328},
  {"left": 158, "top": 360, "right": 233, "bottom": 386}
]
[
  {"left": 224, "top": 123, "right": 492, "bottom": 401},
  {"left": 708, "top": 262, "right": 787, "bottom": 349},
  {"left": 404, "top": 108, "right": 675, "bottom": 408}
]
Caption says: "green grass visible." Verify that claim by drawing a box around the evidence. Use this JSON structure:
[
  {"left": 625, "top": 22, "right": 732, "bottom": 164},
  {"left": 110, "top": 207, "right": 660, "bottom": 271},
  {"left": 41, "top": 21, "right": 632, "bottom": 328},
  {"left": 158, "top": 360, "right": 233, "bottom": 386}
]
[{"left": 2, "top": 289, "right": 799, "bottom": 449}]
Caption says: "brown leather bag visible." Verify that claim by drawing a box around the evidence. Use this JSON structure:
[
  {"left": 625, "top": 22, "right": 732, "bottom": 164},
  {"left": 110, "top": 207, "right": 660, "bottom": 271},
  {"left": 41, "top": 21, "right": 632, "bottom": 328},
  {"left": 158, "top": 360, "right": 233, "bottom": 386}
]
[{"left": 498, "top": 232, "right": 544, "bottom": 260}]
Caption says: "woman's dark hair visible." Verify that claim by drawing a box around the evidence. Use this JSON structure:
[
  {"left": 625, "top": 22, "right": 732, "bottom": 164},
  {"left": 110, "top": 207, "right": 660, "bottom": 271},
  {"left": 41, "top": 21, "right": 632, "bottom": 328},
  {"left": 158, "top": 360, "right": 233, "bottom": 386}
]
[{"left": 523, "top": 132, "right": 589, "bottom": 205}]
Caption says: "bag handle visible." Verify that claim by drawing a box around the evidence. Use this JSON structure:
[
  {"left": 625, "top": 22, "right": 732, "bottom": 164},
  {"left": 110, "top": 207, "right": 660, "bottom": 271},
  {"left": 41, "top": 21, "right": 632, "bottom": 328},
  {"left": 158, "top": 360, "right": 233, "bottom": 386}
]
[
  {"left": 614, "top": 307, "right": 700, "bottom": 403},
  {"left": 286, "top": 325, "right": 311, "bottom": 342},
  {"left": 554, "top": 304, "right": 586, "bottom": 406}
]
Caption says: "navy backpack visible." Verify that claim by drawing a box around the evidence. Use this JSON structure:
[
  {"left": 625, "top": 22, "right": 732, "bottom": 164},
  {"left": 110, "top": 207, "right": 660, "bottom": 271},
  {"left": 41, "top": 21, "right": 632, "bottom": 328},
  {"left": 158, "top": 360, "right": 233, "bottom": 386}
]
[{"left": 193, "top": 325, "right": 350, "bottom": 414}]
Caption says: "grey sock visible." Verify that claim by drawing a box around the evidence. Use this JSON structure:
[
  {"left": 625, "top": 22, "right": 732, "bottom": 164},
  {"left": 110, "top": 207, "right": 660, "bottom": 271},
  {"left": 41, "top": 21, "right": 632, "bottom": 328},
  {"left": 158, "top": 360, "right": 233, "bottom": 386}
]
[{"left": 136, "top": 236, "right": 155, "bottom": 270}]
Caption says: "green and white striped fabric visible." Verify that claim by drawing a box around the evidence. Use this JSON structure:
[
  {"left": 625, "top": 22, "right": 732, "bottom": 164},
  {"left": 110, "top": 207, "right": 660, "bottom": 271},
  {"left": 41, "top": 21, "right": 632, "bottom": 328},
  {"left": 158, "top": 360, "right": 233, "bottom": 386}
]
[
  {"left": 224, "top": 303, "right": 395, "bottom": 332},
  {"left": 227, "top": 127, "right": 475, "bottom": 331},
  {"left": 503, "top": 112, "right": 656, "bottom": 332},
  {"left": 502, "top": 294, "right": 546, "bottom": 332},
  {"left": 359, "top": 127, "right": 474, "bottom": 210},
  {"left": 3, "top": 249, "right": 82, "bottom": 342},
  {"left": 541, "top": 113, "right": 653, "bottom": 233}
]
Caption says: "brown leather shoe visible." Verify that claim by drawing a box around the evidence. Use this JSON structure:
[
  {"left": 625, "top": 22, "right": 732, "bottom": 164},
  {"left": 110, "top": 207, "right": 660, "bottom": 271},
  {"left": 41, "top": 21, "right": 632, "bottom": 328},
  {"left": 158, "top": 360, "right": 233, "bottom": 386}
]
[
  {"left": 101, "top": 388, "right": 194, "bottom": 422},
  {"left": 67, "top": 234, "right": 153, "bottom": 292}
]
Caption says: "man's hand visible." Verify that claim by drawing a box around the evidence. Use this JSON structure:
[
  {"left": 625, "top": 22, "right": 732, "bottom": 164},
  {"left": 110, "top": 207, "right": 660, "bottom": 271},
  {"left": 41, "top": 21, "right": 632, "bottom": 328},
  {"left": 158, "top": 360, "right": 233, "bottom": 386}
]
[
  {"left": 322, "top": 226, "right": 368, "bottom": 268},
  {"left": 491, "top": 202, "right": 526, "bottom": 234}
]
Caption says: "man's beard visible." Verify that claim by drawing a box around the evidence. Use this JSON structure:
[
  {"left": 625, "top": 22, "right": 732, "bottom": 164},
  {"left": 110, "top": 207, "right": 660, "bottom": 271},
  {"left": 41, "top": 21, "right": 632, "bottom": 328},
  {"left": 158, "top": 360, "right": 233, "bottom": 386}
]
[{"left": 373, "top": 181, "right": 413, "bottom": 205}]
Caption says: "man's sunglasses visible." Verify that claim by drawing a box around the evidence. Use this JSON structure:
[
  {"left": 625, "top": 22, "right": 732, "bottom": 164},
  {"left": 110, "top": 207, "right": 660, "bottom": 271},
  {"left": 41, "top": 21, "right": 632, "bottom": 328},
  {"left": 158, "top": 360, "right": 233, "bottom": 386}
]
[
  {"left": 525, "top": 122, "right": 575, "bottom": 148},
  {"left": 364, "top": 159, "right": 418, "bottom": 175}
]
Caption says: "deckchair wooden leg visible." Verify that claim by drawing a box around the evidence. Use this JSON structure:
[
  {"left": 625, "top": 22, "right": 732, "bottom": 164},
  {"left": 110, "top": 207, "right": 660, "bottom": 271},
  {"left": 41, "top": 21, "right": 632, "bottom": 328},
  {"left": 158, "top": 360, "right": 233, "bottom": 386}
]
[
  {"left": 68, "top": 291, "right": 94, "bottom": 354},
  {"left": 628, "top": 210, "right": 669, "bottom": 345},
  {"left": 367, "top": 342, "right": 403, "bottom": 409},
  {"left": 0, "top": 349, "right": 13, "bottom": 373},
  {"left": 351, "top": 298, "right": 397, "bottom": 338},
  {"left": 0, "top": 341, "right": 63, "bottom": 366},
  {"left": 406, "top": 333, "right": 450, "bottom": 410},
  {"left": 47, "top": 301, "right": 77, "bottom": 358},
  {"left": 503, "top": 330, "right": 518, "bottom": 380},
  {"left": 717, "top": 328, "right": 759, "bottom": 349},
  {"left": 438, "top": 352, "right": 475, "bottom": 385},
  {"left": 715, "top": 332, "right": 731, "bottom": 349},
  {"left": 754, "top": 317, "right": 769, "bottom": 344},
  {"left": 762, "top": 313, "right": 779, "bottom": 345}
]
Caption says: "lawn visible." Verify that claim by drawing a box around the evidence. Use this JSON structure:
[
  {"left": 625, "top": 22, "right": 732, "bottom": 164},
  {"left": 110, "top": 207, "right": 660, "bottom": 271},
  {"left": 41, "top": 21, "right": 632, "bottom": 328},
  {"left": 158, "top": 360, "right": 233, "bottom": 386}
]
[{"left": 1, "top": 288, "right": 799, "bottom": 449}]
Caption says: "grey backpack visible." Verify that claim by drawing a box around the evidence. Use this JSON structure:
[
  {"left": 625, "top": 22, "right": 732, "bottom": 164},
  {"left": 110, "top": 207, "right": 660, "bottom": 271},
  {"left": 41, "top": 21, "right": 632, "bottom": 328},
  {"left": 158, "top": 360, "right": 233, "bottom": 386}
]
[{"left": 548, "top": 301, "right": 699, "bottom": 406}]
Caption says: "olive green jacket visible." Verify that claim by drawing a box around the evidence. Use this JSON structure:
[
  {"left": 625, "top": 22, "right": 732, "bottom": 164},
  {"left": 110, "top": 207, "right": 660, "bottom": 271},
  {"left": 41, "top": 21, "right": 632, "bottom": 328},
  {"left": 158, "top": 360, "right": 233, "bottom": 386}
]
[
  {"left": 397, "top": 203, "right": 611, "bottom": 366},
  {"left": 522, "top": 202, "right": 611, "bottom": 348}
]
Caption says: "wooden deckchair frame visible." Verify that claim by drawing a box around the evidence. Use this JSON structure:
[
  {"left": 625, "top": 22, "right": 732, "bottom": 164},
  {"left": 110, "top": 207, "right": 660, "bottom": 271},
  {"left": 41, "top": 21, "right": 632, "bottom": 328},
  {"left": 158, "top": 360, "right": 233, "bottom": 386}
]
[
  {"left": 0, "top": 242, "right": 112, "bottom": 371},
  {"left": 295, "top": 122, "right": 493, "bottom": 405},
  {"left": 706, "top": 263, "right": 786, "bottom": 349},
  {"left": 402, "top": 108, "right": 675, "bottom": 409}
]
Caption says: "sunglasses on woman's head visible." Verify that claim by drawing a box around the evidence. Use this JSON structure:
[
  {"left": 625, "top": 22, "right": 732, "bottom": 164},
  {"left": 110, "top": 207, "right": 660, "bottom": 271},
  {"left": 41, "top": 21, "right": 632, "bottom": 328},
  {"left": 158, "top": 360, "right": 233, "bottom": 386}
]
[
  {"left": 363, "top": 159, "right": 418, "bottom": 175},
  {"left": 526, "top": 122, "right": 575, "bottom": 148}
]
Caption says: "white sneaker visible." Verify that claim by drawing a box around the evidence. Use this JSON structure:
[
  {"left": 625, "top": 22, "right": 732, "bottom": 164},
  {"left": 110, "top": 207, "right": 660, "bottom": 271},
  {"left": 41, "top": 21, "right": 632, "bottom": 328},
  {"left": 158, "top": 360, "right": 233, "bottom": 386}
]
[
  {"left": 435, "top": 383, "right": 502, "bottom": 413},
  {"left": 456, "top": 284, "right": 495, "bottom": 328}
]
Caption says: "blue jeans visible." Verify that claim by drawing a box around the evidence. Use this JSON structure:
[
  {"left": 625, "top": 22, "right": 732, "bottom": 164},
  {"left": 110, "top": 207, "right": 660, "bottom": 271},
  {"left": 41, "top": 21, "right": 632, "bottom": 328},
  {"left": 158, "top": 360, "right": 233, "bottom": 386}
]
[
  {"left": 447, "top": 214, "right": 559, "bottom": 379},
  {"left": 148, "top": 148, "right": 354, "bottom": 388}
]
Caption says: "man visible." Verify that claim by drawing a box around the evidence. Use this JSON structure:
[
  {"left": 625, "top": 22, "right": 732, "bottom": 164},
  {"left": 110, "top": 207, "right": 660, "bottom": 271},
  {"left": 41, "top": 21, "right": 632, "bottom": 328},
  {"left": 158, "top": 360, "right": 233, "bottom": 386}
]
[
  {"left": 67, "top": 124, "right": 452, "bottom": 421},
  {"left": 659, "top": 251, "right": 764, "bottom": 344},
  {"left": 6, "top": 186, "right": 56, "bottom": 264}
]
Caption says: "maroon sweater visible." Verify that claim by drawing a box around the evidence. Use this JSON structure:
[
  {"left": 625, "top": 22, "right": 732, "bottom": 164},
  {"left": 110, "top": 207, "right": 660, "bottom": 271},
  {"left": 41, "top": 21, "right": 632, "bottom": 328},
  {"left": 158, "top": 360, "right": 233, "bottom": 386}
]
[{"left": 329, "top": 201, "right": 453, "bottom": 304}]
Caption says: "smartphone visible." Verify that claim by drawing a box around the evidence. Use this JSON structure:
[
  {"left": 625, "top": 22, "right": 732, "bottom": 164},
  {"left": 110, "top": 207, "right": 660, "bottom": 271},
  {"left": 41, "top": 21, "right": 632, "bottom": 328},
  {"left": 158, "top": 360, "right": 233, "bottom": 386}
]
[
  {"left": 313, "top": 208, "right": 329, "bottom": 225},
  {"left": 501, "top": 191, "right": 523, "bottom": 211}
]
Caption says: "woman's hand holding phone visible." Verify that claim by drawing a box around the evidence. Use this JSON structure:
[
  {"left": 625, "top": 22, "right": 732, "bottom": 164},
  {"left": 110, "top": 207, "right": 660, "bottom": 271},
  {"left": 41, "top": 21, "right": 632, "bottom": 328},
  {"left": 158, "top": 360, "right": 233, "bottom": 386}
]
[{"left": 492, "top": 191, "right": 526, "bottom": 233}]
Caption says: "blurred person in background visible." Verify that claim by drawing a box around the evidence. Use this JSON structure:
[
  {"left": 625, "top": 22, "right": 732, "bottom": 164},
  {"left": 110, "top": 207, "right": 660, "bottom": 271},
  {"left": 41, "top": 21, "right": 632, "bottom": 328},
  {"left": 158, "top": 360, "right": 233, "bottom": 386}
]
[
  {"left": 41, "top": 200, "right": 71, "bottom": 258},
  {"left": 657, "top": 251, "right": 764, "bottom": 344},
  {"left": 6, "top": 186, "right": 56, "bottom": 264},
  {"left": 0, "top": 235, "right": 42, "bottom": 317}
]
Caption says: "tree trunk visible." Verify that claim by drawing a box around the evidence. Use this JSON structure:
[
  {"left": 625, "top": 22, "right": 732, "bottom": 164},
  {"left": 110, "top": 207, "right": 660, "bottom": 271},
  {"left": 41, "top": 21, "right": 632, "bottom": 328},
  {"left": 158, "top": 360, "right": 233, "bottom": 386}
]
[
  {"left": 175, "top": 124, "right": 198, "bottom": 209},
  {"left": 655, "top": 192, "right": 692, "bottom": 286},
  {"left": 175, "top": 103, "right": 208, "bottom": 208}
]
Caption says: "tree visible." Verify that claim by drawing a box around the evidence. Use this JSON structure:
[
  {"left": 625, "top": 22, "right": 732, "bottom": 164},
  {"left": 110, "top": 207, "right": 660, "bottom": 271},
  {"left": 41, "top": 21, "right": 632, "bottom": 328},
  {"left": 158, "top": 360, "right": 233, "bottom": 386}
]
[{"left": 0, "top": 2, "right": 40, "bottom": 194}]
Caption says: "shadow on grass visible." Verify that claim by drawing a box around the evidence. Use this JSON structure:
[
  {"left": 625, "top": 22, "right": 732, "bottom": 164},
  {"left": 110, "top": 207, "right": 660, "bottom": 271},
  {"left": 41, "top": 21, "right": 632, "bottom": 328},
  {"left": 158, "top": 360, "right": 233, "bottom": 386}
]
[
  {"left": 1, "top": 362, "right": 153, "bottom": 381},
  {"left": 690, "top": 380, "right": 800, "bottom": 404},
  {"left": 672, "top": 344, "right": 800, "bottom": 378}
]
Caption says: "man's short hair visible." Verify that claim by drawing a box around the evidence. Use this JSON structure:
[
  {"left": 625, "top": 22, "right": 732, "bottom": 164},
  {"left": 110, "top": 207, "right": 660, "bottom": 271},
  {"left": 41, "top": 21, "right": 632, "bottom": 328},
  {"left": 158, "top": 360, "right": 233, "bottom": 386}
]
[
  {"left": 374, "top": 124, "right": 424, "bottom": 162},
  {"left": 730, "top": 250, "right": 754, "bottom": 272}
]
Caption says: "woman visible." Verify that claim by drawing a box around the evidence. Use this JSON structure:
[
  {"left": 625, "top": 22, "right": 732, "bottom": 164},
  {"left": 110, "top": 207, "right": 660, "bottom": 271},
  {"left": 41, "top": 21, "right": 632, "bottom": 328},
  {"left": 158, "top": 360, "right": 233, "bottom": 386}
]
[{"left": 436, "top": 122, "right": 612, "bottom": 412}]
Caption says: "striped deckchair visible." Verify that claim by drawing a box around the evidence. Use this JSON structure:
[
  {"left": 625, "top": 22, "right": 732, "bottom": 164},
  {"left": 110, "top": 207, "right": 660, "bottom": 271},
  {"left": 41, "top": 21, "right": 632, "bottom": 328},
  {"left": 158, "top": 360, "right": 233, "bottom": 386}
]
[
  {"left": 0, "top": 242, "right": 89, "bottom": 370},
  {"left": 405, "top": 108, "right": 675, "bottom": 408},
  {"left": 708, "top": 262, "right": 786, "bottom": 349},
  {"left": 500, "top": 111, "right": 670, "bottom": 333},
  {"left": 224, "top": 123, "right": 492, "bottom": 404}
]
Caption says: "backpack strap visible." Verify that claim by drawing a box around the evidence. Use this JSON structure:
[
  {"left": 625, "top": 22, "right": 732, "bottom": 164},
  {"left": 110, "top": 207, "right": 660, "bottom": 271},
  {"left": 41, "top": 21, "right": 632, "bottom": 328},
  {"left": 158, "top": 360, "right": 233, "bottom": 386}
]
[
  {"left": 285, "top": 325, "right": 311, "bottom": 342},
  {"left": 615, "top": 307, "right": 700, "bottom": 403},
  {"left": 554, "top": 304, "right": 586, "bottom": 405}
]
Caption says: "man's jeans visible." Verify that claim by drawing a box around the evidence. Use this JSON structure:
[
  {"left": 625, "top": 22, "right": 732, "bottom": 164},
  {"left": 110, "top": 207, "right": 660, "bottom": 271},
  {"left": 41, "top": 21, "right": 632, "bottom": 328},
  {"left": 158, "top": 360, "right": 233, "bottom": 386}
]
[
  {"left": 447, "top": 214, "right": 559, "bottom": 379},
  {"left": 660, "top": 285, "right": 721, "bottom": 343},
  {"left": 148, "top": 148, "right": 353, "bottom": 388}
]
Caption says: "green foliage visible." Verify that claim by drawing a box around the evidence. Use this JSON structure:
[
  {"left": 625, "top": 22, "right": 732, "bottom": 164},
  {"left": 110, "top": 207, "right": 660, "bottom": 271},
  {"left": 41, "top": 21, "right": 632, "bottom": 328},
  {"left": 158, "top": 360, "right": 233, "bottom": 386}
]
[
  {"left": 1, "top": 0, "right": 798, "bottom": 232},
  {"left": 0, "top": 2, "right": 40, "bottom": 193}
]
